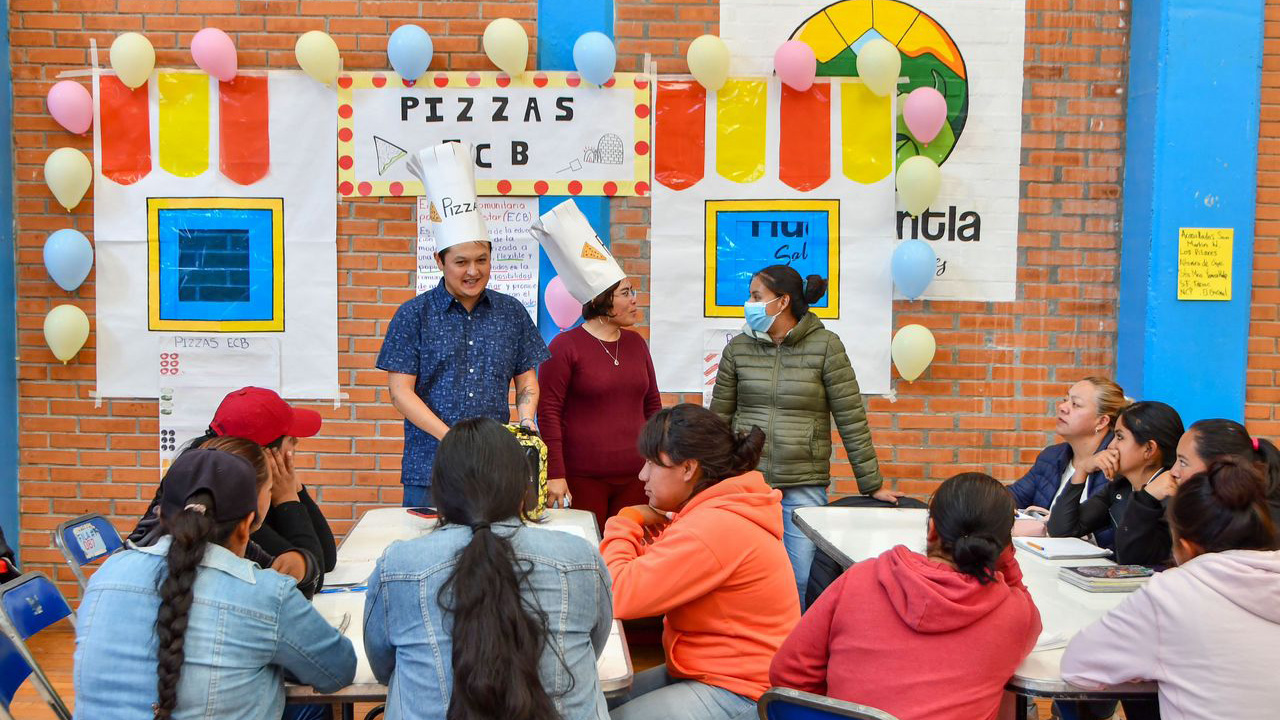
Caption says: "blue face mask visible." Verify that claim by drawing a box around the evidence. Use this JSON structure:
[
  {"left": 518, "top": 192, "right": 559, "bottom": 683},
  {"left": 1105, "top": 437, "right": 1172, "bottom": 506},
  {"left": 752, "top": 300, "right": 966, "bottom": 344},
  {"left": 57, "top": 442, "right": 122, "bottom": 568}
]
[{"left": 744, "top": 296, "right": 783, "bottom": 332}]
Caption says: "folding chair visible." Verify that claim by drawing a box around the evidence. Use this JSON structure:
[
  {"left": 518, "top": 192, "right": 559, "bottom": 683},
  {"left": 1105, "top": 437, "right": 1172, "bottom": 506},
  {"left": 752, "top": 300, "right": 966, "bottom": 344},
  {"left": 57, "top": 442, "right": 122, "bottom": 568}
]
[
  {"left": 758, "top": 687, "right": 900, "bottom": 720},
  {"left": 0, "top": 573, "right": 74, "bottom": 720},
  {"left": 53, "top": 513, "right": 124, "bottom": 590}
]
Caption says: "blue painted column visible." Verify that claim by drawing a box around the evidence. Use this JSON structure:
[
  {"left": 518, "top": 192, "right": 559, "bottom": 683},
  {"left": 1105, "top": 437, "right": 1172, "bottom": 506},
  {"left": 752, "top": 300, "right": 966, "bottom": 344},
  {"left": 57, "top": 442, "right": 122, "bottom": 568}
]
[
  {"left": 0, "top": 0, "right": 18, "bottom": 552},
  {"left": 1116, "top": 0, "right": 1265, "bottom": 424},
  {"left": 536, "top": 0, "right": 613, "bottom": 344}
]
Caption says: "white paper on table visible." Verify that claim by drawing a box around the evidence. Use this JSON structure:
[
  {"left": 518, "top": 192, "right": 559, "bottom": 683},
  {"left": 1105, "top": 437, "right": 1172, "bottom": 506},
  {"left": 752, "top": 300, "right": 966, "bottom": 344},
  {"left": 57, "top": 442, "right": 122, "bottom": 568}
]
[
  {"left": 544, "top": 524, "right": 589, "bottom": 540},
  {"left": 323, "top": 562, "right": 376, "bottom": 587},
  {"left": 1034, "top": 631, "right": 1070, "bottom": 651}
]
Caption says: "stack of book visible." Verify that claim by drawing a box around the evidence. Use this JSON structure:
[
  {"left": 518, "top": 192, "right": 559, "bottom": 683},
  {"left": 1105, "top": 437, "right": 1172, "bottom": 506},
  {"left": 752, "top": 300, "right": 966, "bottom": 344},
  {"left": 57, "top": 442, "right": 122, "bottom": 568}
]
[{"left": 1058, "top": 565, "right": 1154, "bottom": 593}]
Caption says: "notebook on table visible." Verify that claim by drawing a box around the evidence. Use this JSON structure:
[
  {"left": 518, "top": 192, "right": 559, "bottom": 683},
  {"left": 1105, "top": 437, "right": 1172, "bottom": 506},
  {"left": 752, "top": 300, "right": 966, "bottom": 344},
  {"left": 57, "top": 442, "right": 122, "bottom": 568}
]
[
  {"left": 1058, "top": 564, "right": 1153, "bottom": 593},
  {"left": 1013, "top": 536, "right": 1113, "bottom": 560}
]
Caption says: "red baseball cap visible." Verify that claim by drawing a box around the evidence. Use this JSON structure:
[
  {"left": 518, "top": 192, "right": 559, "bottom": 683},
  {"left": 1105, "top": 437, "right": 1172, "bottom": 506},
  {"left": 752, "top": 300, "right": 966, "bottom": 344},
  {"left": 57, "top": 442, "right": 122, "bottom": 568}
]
[{"left": 209, "top": 387, "right": 322, "bottom": 446}]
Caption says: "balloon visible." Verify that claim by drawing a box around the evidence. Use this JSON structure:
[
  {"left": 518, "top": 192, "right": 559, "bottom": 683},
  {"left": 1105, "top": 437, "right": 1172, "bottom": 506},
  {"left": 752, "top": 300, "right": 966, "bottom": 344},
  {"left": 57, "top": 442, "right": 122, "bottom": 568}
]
[
  {"left": 295, "top": 31, "right": 341, "bottom": 85},
  {"left": 686, "top": 35, "right": 730, "bottom": 92},
  {"left": 43, "top": 304, "right": 91, "bottom": 364},
  {"left": 572, "top": 31, "right": 616, "bottom": 86},
  {"left": 110, "top": 32, "right": 155, "bottom": 90},
  {"left": 896, "top": 155, "right": 941, "bottom": 217},
  {"left": 44, "top": 229, "right": 94, "bottom": 292},
  {"left": 46, "top": 81, "right": 93, "bottom": 134},
  {"left": 191, "top": 28, "right": 238, "bottom": 82},
  {"left": 545, "top": 276, "right": 581, "bottom": 330},
  {"left": 856, "top": 38, "right": 900, "bottom": 97},
  {"left": 387, "top": 24, "right": 433, "bottom": 82},
  {"left": 43, "top": 148, "right": 92, "bottom": 212},
  {"left": 774, "top": 40, "right": 816, "bottom": 92},
  {"left": 891, "top": 324, "right": 936, "bottom": 382},
  {"left": 903, "top": 87, "right": 948, "bottom": 144},
  {"left": 482, "top": 18, "right": 529, "bottom": 77},
  {"left": 891, "top": 239, "right": 937, "bottom": 300}
]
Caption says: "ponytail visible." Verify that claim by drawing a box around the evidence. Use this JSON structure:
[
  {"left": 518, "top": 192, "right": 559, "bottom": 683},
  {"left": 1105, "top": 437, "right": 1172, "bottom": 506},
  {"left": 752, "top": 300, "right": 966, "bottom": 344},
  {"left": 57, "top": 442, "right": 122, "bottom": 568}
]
[
  {"left": 638, "top": 404, "right": 764, "bottom": 482},
  {"left": 753, "top": 265, "right": 827, "bottom": 320},
  {"left": 1170, "top": 457, "right": 1279, "bottom": 554},
  {"left": 928, "top": 473, "right": 1015, "bottom": 585},
  {"left": 1188, "top": 419, "right": 1280, "bottom": 508}
]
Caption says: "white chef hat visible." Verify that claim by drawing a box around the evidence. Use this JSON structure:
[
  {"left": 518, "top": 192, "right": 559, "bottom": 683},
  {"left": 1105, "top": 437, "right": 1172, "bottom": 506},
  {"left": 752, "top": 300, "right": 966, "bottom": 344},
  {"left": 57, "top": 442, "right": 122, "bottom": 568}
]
[
  {"left": 406, "top": 142, "right": 489, "bottom": 252},
  {"left": 529, "top": 199, "right": 626, "bottom": 304}
]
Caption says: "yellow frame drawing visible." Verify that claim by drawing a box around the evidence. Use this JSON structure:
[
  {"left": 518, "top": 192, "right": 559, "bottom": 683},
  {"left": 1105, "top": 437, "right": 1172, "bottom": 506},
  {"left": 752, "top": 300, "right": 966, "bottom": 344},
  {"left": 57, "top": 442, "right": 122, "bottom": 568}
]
[
  {"left": 704, "top": 199, "right": 840, "bottom": 319},
  {"left": 147, "top": 197, "right": 285, "bottom": 332}
]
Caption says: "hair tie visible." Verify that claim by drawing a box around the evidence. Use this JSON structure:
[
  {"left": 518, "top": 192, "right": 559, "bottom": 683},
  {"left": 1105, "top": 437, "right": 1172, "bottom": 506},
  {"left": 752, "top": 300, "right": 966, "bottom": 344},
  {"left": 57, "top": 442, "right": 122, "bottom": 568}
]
[
  {"left": 1253, "top": 437, "right": 1260, "bottom": 452},
  {"left": 471, "top": 521, "right": 491, "bottom": 533},
  {"left": 183, "top": 503, "right": 207, "bottom": 515}
]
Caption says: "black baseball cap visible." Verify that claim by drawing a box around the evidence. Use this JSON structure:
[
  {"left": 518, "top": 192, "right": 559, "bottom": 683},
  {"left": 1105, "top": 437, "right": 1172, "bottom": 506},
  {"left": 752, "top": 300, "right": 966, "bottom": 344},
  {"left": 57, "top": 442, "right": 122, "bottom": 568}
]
[{"left": 160, "top": 449, "right": 259, "bottom": 523}]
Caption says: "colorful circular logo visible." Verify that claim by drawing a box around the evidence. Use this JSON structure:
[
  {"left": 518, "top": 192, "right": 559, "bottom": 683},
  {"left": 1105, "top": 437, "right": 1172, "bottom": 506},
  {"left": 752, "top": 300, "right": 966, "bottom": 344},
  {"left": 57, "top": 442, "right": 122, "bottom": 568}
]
[{"left": 790, "top": 0, "right": 968, "bottom": 166}]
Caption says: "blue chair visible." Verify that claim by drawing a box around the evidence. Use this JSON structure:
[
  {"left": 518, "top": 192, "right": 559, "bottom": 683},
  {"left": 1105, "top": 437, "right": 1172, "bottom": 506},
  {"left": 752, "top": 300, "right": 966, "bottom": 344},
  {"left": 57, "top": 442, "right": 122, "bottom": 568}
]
[
  {"left": 0, "top": 573, "right": 74, "bottom": 720},
  {"left": 53, "top": 513, "right": 124, "bottom": 590},
  {"left": 758, "top": 688, "right": 900, "bottom": 720}
]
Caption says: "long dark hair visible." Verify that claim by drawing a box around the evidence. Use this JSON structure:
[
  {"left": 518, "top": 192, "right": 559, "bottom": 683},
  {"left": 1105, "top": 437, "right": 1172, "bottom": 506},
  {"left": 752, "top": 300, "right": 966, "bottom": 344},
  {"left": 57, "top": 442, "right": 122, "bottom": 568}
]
[
  {"left": 430, "top": 418, "right": 559, "bottom": 720},
  {"left": 753, "top": 265, "right": 827, "bottom": 320},
  {"left": 1171, "top": 457, "right": 1279, "bottom": 554},
  {"left": 154, "top": 492, "right": 242, "bottom": 720},
  {"left": 929, "top": 472, "right": 1015, "bottom": 584},
  {"left": 637, "top": 404, "right": 765, "bottom": 487},
  {"left": 1188, "top": 419, "right": 1280, "bottom": 504},
  {"left": 1117, "top": 401, "right": 1184, "bottom": 471}
]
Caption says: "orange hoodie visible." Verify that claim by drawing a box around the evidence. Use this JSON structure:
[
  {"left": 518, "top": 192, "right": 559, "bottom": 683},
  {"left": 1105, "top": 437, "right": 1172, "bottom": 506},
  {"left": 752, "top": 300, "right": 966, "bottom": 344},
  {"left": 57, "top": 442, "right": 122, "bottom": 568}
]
[{"left": 601, "top": 471, "right": 800, "bottom": 700}]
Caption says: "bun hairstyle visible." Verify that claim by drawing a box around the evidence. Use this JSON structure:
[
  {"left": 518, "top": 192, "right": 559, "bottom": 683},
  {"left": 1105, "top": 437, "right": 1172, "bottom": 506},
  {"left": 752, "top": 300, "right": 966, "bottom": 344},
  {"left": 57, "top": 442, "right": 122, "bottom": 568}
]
[
  {"left": 1117, "top": 401, "right": 1184, "bottom": 470},
  {"left": 753, "top": 265, "right": 828, "bottom": 320},
  {"left": 1081, "top": 376, "right": 1131, "bottom": 425},
  {"left": 928, "top": 472, "right": 1015, "bottom": 584},
  {"left": 1170, "top": 457, "right": 1279, "bottom": 554},
  {"left": 430, "top": 418, "right": 561, "bottom": 720},
  {"left": 1188, "top": 419, "right": 1280, "bottom": 504},
  {"left": 637, "top": 404, "right": 765, "bottom": 483}
]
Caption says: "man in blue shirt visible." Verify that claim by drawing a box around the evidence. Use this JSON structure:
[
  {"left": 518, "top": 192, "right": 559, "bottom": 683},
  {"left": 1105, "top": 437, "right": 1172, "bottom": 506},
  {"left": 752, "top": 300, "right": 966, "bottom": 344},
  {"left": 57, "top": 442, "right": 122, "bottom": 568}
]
[{"left": 378, "top": 142, "right": 550, "bottom": 506}]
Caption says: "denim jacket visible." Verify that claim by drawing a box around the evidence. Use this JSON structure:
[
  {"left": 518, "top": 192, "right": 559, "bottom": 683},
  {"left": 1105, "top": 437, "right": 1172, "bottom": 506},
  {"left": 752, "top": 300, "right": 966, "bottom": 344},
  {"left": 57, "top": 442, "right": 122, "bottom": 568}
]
[
  {"left": 364, "top": 520, "right": 613, "bottom": 720},
  {"left": 73, "top": 537, "right": 356, "bottom": 720}
]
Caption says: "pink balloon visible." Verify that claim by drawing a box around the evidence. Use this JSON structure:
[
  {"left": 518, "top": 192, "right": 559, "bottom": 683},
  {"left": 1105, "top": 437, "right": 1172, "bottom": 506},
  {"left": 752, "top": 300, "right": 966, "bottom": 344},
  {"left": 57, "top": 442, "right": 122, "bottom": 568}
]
[
  {"left": 545, "top": 276, "right": 581, "bottom": 330},
  {"left": 902, "top": 87, "right": 948, "bottom": 144},
  {"left": 774, "top": 40, "right": 817, "bottom": 92},
  {"left": 191, "top": 28, "right": 237, "bottom": 82},
  {"left": 46, "top": 81, "right": 92, "bottom": 135}
]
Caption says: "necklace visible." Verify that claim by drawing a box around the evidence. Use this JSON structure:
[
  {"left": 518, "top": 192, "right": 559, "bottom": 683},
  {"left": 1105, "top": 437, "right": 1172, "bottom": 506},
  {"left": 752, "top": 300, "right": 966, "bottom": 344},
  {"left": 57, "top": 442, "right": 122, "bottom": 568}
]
[{"left": 595, "top": 335, "right": 620, "bottom": 366}]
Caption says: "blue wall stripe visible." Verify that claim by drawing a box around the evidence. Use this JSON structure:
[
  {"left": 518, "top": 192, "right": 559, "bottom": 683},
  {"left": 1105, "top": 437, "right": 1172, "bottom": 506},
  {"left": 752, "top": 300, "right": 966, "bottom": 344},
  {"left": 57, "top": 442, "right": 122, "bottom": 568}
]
[
  {"left": 536, "top": 0, "right": 614, "bottom": 344},
  {"left": 1117, "top": 0, "right": 1264, "bottom": 424},
  {"left": 0, "top": 0, "right": 18, "bottom": 553}
]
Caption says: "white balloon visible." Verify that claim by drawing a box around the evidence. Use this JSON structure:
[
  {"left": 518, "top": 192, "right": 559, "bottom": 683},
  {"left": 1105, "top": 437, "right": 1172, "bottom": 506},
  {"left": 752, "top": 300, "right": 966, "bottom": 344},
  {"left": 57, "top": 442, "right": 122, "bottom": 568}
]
[
  {"left": 856, "top": 38, "right": 901, "bottom": 97},
  {"left": 896, "top": 155, "right": 941, "bottom": 217},
  {"left": 891, "top": 324, "right": 936, "bottom": 382}
]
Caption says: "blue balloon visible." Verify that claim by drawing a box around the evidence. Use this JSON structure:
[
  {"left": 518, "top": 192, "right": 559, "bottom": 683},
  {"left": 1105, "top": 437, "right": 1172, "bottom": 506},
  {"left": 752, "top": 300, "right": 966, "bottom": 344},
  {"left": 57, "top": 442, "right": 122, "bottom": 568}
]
[
  {"left": 388, "top": 25, "right": 433, "bottom": 81},
  {"left": 891, "top": 239, "right": 937, "bottom": 300},
  {"left": 44, "top": 229, "right": 94, "bottom": 293},
  {"left": 573, "top": 31, "right": 616, "bottom": 86}
]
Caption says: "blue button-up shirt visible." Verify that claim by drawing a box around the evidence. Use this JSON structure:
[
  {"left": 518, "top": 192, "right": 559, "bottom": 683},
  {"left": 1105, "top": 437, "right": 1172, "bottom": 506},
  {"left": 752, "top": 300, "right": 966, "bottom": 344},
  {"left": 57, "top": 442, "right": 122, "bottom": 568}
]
[{"left": 377, "top": 281, "right": 550, "bottom": 486}]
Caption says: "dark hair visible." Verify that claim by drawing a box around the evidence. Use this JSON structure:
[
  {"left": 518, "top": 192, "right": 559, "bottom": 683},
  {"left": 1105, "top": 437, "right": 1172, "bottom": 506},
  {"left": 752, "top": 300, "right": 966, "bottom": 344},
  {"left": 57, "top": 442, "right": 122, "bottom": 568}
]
[
  {"left": 186, "top": 428, "right": 287, "bottom": 452},
  {"left": 1188, "top": 419, "right": 1280, "bottom": 503},
  {"left": 929, "top": 472, "right": 1015, "bottom": 584},
  {"left": 436, "top": 240, "right": 493, "bottom": 261},
  {"left": 753, "top": 265, "right": 828, "bottom": 320},
  {"left": 582, "top": 280, "right": 622, "bottom": 321},
  {"left": 637, "top": 404, "right": 764, "bottom": 483},
  {"left": 154, "top": 491, "right": 243, "bottom": 719},
  {"left": 430, "top": 418, "right": 560, "bottom": 720},
  {"left": 200, "top": 436, "right": 271, "bottom": 490},
  {"left": 1170, "top": 457, "right": 1279, "bottom": 554},
  {"left": 1117, "top": 401, "right": 1184, "bottom": 471}
]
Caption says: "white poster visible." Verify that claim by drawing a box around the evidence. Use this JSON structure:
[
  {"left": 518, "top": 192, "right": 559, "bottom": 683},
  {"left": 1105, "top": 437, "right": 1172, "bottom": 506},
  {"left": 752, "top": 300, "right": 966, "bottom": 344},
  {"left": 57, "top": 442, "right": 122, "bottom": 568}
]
[
  {"left": 416, "top": 197, "right": 540, "bottom": 320},
  {"left": 93, "top": 71, "right": 339, "bottom": 399},
  {"left": 720, "top": 0, "right": 1025, "bottom": 301},
  {"left": 702, "top": 329, "right": 738, "bottom": 408}
]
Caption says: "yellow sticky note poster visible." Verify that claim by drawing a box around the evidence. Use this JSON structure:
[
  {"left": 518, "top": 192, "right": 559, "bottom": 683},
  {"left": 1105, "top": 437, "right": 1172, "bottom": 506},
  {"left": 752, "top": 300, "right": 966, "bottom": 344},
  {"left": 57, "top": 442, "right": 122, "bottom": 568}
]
[{"left": 1177, "top": 228, "right": 1233, "bottom": 301}]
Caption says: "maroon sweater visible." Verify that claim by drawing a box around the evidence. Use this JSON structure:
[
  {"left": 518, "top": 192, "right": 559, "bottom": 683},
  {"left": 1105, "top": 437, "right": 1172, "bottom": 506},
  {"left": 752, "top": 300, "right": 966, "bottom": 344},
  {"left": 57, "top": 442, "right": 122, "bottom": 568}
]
[{"left": 538, "top": 326, "right": 662, "bottom": 479}]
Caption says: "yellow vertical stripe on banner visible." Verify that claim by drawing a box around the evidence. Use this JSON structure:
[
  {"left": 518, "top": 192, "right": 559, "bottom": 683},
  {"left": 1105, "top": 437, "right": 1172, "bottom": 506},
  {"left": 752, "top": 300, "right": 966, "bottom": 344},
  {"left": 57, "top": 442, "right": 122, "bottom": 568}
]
[
  {"left": 715, "top": 80, "right": 767, "bottom": 183},
  {"left": 158, "top": 73, "right": 210, "bottom": 177},
  {"left": 840, "top": 82, "right": 892, "bottom": 184}
]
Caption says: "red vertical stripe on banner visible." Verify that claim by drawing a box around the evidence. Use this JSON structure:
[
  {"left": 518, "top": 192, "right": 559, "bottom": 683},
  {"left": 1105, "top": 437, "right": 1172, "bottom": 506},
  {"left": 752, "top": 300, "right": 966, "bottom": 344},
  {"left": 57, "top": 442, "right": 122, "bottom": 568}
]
[
  {"left": 655, "top": 80, "right": 706, "bottom": 191},
  {"left": 779, "top": 83, "right": 830, "bottom": 191},
  {"left": 219, "top": 75, "right": 270, "bottom": 185},
  {"left": 98, "top": 76, "right": 151, "bottom": 185}
]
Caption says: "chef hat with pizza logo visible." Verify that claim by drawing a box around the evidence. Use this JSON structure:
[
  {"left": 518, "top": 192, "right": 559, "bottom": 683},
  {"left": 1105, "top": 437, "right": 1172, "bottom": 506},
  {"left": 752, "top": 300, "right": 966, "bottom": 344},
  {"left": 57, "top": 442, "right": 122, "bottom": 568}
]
[
  {"left": 406, "top": 141, "right": 489, "bottom": 252},
  {"left": 529, "top": 199, "right": 626, "bottom": 303}
]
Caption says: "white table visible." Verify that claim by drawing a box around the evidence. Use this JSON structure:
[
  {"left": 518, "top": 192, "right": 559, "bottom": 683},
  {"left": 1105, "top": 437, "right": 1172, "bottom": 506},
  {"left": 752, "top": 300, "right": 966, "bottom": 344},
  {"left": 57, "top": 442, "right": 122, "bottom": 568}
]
[
  {"left": 793, "top": 506, "right": 1157, "bottom": 718},
  {"left": 288, "top": 507, "right": 633, "bottom": 718}
]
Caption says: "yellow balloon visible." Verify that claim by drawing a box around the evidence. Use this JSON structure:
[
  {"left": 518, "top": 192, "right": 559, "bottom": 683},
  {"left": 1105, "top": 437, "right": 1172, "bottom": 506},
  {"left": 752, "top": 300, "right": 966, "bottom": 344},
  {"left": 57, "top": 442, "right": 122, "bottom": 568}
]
[
  {"left": 686, "top": 35, "right": 730, "bottom": 92},
  {"left": 856, "top": 38, "right": 901, "bottom": 97},
  {"left": 44, "top": 148, "right": 92, "bottom": 212},
  {"left": 891, "top": 324, "right": 936, "bottom": 382},
  {"left": 295, "top": 31, "right": 341, "bottom": 85},
  {"left": 43, "top": 304, "right": 90, "bottom": 364},
  {"left": 109, "top": 32, "right": 155, "bottom": 90},
  {"left": 896, "top": 155, "right": 941, "bottom": 217},
  {"left": 483, "top": 18, "right": 529, "bottom": 77}
]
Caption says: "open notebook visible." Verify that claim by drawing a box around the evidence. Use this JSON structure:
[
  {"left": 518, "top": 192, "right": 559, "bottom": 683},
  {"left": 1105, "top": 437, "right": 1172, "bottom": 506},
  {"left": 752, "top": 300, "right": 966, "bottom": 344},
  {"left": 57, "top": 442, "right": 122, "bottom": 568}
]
[{"left": 1013, "top": 536, "right": 1112, "bottom": 560}]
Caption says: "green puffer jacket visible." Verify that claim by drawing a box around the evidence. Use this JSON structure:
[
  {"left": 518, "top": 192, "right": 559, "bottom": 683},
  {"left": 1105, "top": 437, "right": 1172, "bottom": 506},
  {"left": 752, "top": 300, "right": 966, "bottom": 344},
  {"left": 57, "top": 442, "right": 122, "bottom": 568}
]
[{"left": 710, "top": 312, "right": 883, "bottom": 492}]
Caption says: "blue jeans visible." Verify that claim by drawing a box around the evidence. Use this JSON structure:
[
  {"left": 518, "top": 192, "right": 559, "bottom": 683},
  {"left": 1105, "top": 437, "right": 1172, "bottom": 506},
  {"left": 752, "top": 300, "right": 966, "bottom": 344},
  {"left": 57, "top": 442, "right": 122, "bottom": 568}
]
[
  {"left": 282, "top": 704, "right": 329, "bottom": 720},
  {"left": 608, "top": 665, "right": 756, "bottom": 720},
  {"left": 780, "top": 485, "right": 828, "bottom": 602},
  {"left": 401, "top": 484, "right": 431, "bottom": 507}
]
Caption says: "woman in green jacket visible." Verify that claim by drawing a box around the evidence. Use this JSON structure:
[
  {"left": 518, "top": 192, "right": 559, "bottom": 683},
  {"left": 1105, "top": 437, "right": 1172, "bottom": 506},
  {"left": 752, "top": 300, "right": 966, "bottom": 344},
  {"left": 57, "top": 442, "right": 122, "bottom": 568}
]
[{"left": 711, "top": 265, "right": 900, "bottom": 600}]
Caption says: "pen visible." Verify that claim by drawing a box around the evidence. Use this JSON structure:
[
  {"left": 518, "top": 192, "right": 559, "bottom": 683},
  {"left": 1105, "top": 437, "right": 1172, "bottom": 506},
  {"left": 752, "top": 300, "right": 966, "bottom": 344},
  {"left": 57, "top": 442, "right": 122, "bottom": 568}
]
[{"left": 1024, "top": 541, "right": 1045, "bottom": 552}]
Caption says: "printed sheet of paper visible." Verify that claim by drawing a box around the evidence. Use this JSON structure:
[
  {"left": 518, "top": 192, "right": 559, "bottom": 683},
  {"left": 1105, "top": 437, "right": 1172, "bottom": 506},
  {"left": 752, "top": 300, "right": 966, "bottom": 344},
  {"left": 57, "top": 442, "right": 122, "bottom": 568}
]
[
  {"left": 1177, "top": 228, "right": 1233, "bottom": 300},
  {"left": 416, "top": 197, "right": 539, "bottom": 321},
  {"left": 702, "top": 329, "right": 738, "bottom": 408}
]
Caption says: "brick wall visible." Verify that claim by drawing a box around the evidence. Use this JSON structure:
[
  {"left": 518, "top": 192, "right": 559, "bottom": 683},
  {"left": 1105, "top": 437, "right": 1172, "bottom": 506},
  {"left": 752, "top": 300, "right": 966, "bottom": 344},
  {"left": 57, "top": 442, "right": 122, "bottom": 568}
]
[
  {"left": 1247, "top": 1, "right": 1280, "bottom": 435},
  {"left": 10, "top": 0, "right": 1130, "bottom": 598}
]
